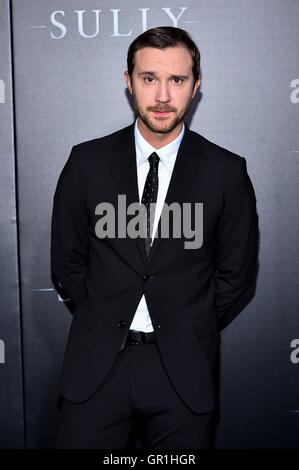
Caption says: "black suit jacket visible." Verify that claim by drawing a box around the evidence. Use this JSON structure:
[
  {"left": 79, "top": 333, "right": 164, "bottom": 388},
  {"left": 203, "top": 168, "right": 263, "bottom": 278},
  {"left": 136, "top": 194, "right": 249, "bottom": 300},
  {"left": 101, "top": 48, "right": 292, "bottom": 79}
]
[{"left": 51, "top": 122, "right": 258, "bottom": 413}]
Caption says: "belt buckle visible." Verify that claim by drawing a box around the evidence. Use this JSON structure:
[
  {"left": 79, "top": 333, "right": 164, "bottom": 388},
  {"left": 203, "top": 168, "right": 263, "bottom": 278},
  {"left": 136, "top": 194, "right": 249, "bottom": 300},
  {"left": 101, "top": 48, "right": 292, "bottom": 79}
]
[{"left": 140, "top": 331, "right": 146, "bottom": 344}]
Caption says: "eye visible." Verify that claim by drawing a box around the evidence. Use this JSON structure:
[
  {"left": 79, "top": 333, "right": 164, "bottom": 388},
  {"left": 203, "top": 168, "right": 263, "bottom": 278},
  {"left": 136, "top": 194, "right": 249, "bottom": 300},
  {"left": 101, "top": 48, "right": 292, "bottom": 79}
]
[
  {"left": 172, "top": 77, "right": 184, "bottom": 85},
  {"left": 144, "top": 76, "right": 155, "bottom": 84}
]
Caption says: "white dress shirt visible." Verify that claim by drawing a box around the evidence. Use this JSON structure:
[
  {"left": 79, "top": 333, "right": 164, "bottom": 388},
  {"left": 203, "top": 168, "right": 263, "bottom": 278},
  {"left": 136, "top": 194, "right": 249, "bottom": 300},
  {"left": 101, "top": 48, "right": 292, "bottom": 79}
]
[{"left": 128, "top": 118, "right": 185, "bottom": 332}]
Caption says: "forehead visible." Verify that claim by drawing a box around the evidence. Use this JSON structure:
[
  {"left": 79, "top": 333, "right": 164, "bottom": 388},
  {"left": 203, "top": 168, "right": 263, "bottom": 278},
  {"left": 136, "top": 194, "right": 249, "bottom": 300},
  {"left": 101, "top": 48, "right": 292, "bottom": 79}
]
[{"left": 134, "top": 46, "right": 193, "bottom": 74}]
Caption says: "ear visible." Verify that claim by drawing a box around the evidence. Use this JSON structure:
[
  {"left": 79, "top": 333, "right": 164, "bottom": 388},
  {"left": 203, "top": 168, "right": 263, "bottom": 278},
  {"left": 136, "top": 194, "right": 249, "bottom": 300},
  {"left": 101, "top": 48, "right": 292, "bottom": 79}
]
[
  {"left": 124, "top": 71, "right": 133, "bottom": 95},
  {"left": 192, "top": 77, "right": 201, "bottom": 98}
]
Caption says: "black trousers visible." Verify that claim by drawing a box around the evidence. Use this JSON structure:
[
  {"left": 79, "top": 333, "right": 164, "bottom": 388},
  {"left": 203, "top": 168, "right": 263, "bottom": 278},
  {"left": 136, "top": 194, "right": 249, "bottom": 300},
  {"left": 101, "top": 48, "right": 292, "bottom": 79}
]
[{"left": 56, "top": 340, "right": 213, "bottom": 449}]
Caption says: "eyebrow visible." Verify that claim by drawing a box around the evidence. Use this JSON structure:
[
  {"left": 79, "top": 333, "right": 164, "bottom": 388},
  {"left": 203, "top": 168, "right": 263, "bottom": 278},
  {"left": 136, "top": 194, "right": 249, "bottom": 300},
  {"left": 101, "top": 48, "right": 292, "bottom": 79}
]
[{"left": 138, "top": 71, "right": 189, "bottom": 80}]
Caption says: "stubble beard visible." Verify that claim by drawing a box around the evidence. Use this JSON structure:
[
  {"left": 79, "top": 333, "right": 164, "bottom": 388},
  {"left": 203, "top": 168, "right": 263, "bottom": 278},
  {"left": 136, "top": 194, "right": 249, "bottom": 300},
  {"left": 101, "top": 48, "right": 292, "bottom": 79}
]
[{"left": 133, "top": 94, "right": 194, "bottom": 135}]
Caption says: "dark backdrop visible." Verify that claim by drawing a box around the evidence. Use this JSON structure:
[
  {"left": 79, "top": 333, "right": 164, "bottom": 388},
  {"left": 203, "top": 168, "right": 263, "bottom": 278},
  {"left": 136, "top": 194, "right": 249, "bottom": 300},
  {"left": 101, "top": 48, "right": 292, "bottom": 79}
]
[{"left": 0, "top": 0, "right": 298, "bottom": 448}]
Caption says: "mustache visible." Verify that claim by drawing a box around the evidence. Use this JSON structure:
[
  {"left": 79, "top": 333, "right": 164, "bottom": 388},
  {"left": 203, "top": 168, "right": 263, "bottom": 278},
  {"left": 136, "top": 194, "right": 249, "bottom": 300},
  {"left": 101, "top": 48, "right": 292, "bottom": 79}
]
[{"left": 147, "top": 105, "right": 177, "bottom": 112}]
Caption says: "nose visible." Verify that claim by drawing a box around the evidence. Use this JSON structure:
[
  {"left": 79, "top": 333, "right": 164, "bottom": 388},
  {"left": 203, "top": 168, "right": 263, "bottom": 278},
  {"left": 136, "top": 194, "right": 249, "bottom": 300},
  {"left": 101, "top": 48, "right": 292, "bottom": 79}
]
[{"left": 155, "top": 81, "right": 171, "bottom": 103}]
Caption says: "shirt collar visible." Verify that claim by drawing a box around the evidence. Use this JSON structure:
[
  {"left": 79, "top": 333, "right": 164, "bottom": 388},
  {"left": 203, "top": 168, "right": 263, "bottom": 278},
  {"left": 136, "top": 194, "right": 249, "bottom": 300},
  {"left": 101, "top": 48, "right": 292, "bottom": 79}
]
[{"left": 134, "top": 119, "right": 185, "bottom": 173}]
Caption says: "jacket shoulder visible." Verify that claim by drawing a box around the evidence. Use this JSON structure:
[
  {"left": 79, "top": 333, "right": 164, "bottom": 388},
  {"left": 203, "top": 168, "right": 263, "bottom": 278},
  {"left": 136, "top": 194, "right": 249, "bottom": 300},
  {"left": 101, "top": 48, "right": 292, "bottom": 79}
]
[
  {"left": 62, "top": 124, "right": 133, "bottom": 173},
  {"left": 73, "top": 124, "right": 133, "bottom": 153},
  {"left": 188, "top": 128, "right": 244, "bottom": 166},
  {"left": 187, "top": 128, "right": 249, "bottom": 190}
]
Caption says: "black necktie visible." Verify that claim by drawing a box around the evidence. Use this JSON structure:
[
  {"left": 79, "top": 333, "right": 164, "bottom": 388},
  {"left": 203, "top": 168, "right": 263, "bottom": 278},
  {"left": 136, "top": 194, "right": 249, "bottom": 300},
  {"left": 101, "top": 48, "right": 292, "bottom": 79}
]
[{"left": 141, "top": 152, "right": 160, "bottom": 257}]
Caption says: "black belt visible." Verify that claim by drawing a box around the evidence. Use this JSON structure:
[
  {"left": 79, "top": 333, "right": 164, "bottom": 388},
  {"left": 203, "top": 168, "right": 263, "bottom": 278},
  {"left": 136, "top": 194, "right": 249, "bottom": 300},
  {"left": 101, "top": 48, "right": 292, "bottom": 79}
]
[{"left": 125, "top": 329, "right": 156, "bottom": 345}]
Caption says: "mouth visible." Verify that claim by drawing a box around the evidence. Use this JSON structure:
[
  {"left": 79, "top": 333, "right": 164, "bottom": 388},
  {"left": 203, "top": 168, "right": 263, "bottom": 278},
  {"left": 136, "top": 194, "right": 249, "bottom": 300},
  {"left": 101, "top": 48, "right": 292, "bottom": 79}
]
[{"left": 152, "top": 111, "right": 172, "bottom": 117}]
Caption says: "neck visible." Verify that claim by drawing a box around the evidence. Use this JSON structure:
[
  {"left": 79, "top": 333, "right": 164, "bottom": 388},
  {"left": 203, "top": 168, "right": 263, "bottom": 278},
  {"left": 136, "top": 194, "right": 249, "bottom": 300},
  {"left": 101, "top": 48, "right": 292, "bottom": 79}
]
[{"left": 137, "top": 119, "right": 183, "bottom": 149}]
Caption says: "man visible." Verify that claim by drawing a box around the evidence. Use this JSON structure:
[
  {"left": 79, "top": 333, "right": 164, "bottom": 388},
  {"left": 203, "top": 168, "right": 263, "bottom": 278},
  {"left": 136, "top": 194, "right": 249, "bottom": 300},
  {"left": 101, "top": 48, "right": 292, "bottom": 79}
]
[{"left": 51, "top": 26, "right": 258, "bottom": 449}]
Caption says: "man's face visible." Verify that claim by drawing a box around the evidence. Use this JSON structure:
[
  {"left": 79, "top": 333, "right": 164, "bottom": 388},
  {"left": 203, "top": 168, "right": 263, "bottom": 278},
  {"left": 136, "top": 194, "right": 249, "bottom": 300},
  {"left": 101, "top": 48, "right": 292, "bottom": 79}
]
[{"left": 124, "top": 46, "right": 200, "bottom": 136}]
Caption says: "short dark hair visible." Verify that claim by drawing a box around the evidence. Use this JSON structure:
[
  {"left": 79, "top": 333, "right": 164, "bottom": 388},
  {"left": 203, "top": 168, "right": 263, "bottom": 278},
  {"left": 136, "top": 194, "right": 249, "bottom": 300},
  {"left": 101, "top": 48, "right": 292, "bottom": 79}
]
[{"left": 127, "top": 26, "right": 201, "bottom": 82}]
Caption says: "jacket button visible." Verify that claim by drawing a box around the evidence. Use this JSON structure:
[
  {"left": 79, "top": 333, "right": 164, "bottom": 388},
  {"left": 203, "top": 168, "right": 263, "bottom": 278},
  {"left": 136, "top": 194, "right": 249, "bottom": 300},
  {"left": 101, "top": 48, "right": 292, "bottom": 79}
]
[
  {"left": 118, "top": 320, "right": 126, "bottom": 328},
  {"left": 143, "top": 273, "right": 154, "bottom": 282}
]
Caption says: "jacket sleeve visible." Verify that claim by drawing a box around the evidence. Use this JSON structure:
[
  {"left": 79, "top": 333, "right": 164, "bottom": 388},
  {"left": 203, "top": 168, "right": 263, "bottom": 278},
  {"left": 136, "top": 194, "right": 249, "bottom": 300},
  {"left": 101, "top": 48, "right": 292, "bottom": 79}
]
[
  {"left": 214, "top": 156, "right": 259, "bottom": 329},
  {"left": 50, "top": 145, "right": 89, "bottom": 310}
]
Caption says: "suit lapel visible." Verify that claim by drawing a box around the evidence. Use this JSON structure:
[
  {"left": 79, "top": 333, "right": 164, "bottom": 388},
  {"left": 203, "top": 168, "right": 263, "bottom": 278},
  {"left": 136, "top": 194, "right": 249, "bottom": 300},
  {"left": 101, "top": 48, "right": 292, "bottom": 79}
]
[
  {"left": 111, "top": 123, "right": 148, "bottom": 266},
  {"left": 111, "top": 122, "right": 203, "bottom": 268}
]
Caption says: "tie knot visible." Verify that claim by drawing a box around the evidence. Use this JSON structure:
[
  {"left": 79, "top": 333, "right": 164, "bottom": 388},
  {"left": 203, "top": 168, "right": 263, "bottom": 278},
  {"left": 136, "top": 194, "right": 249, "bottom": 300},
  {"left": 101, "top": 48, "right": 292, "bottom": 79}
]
[{"left": 148, "top": 152, "right": 160, "bottom": 172}]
